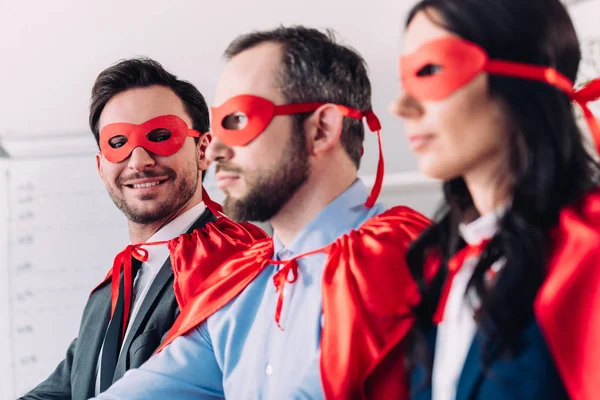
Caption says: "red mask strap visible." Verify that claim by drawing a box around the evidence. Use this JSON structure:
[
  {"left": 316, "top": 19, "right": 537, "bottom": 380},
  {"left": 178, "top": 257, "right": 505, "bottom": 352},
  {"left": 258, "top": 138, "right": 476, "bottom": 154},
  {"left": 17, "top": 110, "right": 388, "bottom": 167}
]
[
  {"left": 202, "top": 186, "right": 224, "bottom": 215},
  {"left": 336, "top": 106, "right": 382, "bottom": 207},
  {"left": 110, "top": 244, "right": 151, "bottom": 341},
  {"left": 363, "top": 110, "right": 383, "bottom": 208},
  {"left": 273, "top": 102, "right": 328, "bottom": 116},
  {"left": 574, "top": 79, "right": 600, "bottom": 155},
  {"left": 485, "top": 60, "right": 600, "bottom": 154},
  {"left": 485, "top": 60, "right": 575, "bottom": 94},
  {"left": 486, "top": 60, "right": 600, "bottom": 155}
]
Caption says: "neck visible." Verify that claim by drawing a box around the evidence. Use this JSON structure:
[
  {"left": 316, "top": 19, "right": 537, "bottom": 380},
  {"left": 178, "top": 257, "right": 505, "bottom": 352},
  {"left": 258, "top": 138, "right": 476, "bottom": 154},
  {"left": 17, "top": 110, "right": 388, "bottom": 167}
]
[
  {"left": 127, "top": 190, "right": 203, "bottom": 244},
  {"left": 270, "top": 162, "right": 357, "bottom": 247},
  {"left": 463, "top": 154, "right": 512, "bottom": 217}
]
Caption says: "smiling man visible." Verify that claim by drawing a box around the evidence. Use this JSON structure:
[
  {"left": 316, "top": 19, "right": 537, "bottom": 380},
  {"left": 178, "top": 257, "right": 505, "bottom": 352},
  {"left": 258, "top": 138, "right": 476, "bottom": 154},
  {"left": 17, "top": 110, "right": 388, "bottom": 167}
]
[{"left": 20, "top": 57, "right": 266, "bottom": 400}]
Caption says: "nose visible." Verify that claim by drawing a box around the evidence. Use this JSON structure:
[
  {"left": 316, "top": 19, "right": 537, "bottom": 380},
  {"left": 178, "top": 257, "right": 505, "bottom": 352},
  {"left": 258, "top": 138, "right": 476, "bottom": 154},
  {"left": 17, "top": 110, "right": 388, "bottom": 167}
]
[
  {"left": 389, "top": 91, "right": 424, "bottom": 120},
  {"left": 127, "top": 147, "right": 156, "bottom": 171},
  {"left": 206, "top": 136, "right": 234, "bottom": 163}
]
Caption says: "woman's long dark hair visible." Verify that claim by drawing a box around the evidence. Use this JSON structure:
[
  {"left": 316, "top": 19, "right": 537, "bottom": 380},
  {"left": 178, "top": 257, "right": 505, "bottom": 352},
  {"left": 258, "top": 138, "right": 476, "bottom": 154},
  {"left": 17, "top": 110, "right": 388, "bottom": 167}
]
[{"left": 406, "top": 0, "right": 600, "bottom": 370}]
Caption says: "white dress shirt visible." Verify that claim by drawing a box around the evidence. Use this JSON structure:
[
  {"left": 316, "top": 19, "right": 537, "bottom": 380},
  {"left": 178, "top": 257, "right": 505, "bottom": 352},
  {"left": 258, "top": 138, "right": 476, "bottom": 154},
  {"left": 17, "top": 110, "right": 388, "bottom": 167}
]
[
  {"left": 432, "top": 209, "right": 504, "bottom": 400},
  {"left": 94, "top": 201, "right": 206, "bottom": 395}
]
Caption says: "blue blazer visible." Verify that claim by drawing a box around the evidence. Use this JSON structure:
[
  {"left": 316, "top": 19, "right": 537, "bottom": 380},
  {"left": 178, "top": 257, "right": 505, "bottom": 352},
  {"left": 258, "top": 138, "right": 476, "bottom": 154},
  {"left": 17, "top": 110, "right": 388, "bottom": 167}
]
[{"left": 410, "top": 319, "right": 568, "bottom": 400}]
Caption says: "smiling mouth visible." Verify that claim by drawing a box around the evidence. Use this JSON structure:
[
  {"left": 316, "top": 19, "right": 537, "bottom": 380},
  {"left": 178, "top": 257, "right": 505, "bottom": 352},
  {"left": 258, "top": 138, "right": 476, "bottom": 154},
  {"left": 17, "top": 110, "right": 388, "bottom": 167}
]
[{"left": 125, "top": 179, "right": 168, "bottom": 189}]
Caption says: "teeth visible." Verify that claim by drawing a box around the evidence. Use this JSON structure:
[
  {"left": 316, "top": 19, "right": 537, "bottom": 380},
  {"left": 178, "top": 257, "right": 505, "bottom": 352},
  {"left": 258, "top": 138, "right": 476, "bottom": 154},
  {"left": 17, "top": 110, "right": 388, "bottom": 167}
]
[{"left": 132, "top": 181, "right": 161, "bottom": 189}]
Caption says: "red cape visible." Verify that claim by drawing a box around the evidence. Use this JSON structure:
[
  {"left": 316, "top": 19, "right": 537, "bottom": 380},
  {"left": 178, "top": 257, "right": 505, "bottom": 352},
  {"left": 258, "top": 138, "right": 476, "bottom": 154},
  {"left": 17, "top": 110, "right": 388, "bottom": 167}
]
[
  {"left": 91, "top": 217, "right": 268, "bottom": 310},
  {"left": 422, "top": 190, "right": 600, "bottom": 399},
  {"left": 158, "top": 206, "right": 430, "bottom": 400},
  {"left": 535, "top": 189, "right": 600, "bottom": 400}
]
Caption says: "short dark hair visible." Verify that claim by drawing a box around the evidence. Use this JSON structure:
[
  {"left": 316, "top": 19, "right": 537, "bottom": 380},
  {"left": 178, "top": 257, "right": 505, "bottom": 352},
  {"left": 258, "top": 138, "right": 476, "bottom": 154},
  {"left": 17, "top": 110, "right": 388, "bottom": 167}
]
[
  {"left": 224, "top": 26, "right": 372, "bottom": 168},
  {"left": 89, "top": 57, "right": 209, "bottom": 145}
]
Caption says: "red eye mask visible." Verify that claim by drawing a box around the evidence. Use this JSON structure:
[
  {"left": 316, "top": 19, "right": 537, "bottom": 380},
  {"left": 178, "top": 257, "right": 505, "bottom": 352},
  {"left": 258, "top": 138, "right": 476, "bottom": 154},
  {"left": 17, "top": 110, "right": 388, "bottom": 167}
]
[
  {"left": 210, "top": 94, "right": 381, "bottom": 147},
  {"left": 400, "top": 36, "right": 600, "bottom": 153},
  {"left": 210, "top": 94, "right": 385, "bottom": 207},
  {"left": 99, "top": 115, "right": 203, "bottom": 163}
]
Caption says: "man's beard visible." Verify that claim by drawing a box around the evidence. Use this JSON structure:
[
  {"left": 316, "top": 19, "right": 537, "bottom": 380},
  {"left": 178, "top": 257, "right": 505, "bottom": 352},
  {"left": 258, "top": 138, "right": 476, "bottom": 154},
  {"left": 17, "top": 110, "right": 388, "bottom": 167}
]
[
  {"left": 107, "top": 164, "right": 198, "bottom": 224},
  {"left": 222, "top": 133, "right": 309, "bottom": 222}
]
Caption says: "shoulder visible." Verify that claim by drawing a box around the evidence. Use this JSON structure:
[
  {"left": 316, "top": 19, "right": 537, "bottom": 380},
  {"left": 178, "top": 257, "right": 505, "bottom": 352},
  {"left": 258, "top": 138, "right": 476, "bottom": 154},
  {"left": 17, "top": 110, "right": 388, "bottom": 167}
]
[
  {"left": 535, "top": 189, "right": 600, "bottom": 400},
  {"left": 172, "top": 234, "right": 273, "bottom": 308},
  {"left": 551, "top": 189, "right": 600, "bottom": 259},
  {"left": 89, "top": 274, "right": 112, "bottom": 297},
  {"left": 541, "top": 187, "right": 600, "bottom": 285},
  {"left": 335, "top": 205, "right": 431, "bottom": 249},
  {"left": 323, "top": 206, "right": 429, "bottom": 313},
  {"left": 170, "top": 217, "right": 268, "bottom": 250},
  {"left": 555, "top": 189, "right": 600, "bottom": 231}
]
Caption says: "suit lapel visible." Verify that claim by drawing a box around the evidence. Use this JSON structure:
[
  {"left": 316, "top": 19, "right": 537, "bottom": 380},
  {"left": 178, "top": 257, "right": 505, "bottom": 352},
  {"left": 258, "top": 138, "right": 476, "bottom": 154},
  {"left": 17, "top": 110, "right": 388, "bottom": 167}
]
[
  {"left": 412, "top": 326, "right": 486, "bottom": 400},
  {"left": 113, "top": 209, "right": 215, "bottom": 379},
  {"left": 411, "top": 327, "right": 437, "bottom": 400},
  {"left": 455, "top": 330, "right": 485, "bottom": 400},
  {"left": 77, "top": 284, "right": 112, "bottom": 399}
]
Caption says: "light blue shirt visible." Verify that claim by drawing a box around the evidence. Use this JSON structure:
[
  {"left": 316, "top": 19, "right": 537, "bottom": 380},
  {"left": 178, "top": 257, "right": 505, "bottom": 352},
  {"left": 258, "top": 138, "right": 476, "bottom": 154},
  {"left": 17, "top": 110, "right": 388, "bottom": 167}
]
[{"left": 93, "top": 180, "right": 387, "bottom": 400}]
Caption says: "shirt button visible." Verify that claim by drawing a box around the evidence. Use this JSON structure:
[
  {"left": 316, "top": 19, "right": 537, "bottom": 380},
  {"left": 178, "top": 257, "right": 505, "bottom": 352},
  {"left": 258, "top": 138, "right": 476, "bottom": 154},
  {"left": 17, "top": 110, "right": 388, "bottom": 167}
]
[{"left": 265, "top": 364, "right": 274, "bottom": 375}]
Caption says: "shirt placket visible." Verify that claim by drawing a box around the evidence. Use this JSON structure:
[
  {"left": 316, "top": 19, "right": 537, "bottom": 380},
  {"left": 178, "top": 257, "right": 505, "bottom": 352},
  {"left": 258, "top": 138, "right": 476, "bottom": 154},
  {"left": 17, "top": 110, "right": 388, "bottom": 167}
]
[{"left": 263, "top": 248, "right": 295, "bottom": 399}]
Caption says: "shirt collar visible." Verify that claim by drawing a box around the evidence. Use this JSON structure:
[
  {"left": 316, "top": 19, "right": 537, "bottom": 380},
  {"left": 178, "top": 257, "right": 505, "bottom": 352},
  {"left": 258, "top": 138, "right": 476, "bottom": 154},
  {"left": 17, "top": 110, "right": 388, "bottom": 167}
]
[
  {"left": 458, "top": 205, "right": 507, "bottom": 245},
  {"left": 272, "top": 179, "right": 374, "bottom": 259},
  {"left": 140, "top": 201, "right": 206, "bottom": 273}
]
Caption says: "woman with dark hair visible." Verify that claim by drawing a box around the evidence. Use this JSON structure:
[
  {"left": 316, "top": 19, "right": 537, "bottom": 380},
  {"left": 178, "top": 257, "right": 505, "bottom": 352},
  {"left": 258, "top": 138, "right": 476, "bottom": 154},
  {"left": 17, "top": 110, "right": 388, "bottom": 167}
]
[{"left": 390, "top": 0, "right": 600, "bottom": 399}]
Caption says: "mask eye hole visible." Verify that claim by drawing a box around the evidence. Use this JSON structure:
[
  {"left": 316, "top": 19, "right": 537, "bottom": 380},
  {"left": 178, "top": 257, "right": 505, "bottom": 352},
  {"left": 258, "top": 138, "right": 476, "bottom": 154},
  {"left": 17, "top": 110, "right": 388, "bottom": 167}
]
[
  {"left": 416, "top": 64, "right": 444, "bottom": 77},
  {"left": 222, "top": 112, "right": 249, "bottom": 130},
  {"left": 108, "top": 135, "right": 128, "bottom": 149},
  {"left": 146, "top": 128, "right": 173, "bottom": 142}
]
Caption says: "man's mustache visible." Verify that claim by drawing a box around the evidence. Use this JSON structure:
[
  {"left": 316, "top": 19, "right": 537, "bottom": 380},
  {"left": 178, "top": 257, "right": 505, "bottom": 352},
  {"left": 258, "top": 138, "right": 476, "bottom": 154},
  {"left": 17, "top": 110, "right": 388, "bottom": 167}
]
[
  {"left": 216, "top": 163, "right": 243, "bottom": 174},
  {"left": 117, "top": 169, "right": 177, "bottom": 185}
]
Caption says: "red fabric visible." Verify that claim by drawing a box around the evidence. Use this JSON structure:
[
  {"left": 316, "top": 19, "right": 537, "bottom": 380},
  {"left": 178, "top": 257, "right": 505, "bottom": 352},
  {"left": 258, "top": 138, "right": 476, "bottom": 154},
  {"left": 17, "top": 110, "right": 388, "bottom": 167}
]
[
  {"left": 432, "top": 239, "right": 490, "bottom": 324},
  {"left": 169, "top": 217, "right": 269, "bottom": 307},
  {"left": 99, "top": 115, "right": 202, "bottom": 163},
  {"left": 270, "top": 246, "right": 326, "bottom": 330},
  {"left": 90, "top": 244, "right": 162, "bottom": 341},
  {"left": 90, "top": 213, "right": 268, "bottom": 338},
  {"left": 535, "top": 189, "right": 600, "bottom": 400},
  {"left": 271, "top": 258, "right": 301, "bottom": 330},
  {"left": 157, "top": 206, "right": 430, "bottom": 400},
  {"left": 320, "top": 206, "right": 429, "bottom": 400},
  {"left": 201, "top": 187, "right": 223, "bottom": 215},
  {"left": 157, "top": 240, "right": 274, "bottom": 349}
]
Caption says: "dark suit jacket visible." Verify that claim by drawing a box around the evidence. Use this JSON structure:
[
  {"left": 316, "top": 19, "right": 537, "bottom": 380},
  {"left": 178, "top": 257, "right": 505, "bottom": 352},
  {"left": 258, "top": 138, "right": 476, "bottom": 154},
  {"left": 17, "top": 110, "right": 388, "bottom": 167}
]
[
  {"left": 411, "top": 319, "right": 569, "bottom": 400},
  {"left": 19, "top": 209, "right": 217, "bottom": 400}
]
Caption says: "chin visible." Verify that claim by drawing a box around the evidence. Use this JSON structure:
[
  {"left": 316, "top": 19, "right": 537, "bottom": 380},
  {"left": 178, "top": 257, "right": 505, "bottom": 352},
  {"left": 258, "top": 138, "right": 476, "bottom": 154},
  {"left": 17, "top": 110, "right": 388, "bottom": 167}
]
[
  {"left": 224, "top": 193, "right": 247, "bottom": 209},
  {"left": 419, "top": 162, "right": 461, "bottom": 181},
  {"left": 224, "top": 186, "right": 247, "bottom": 201}
]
